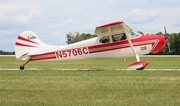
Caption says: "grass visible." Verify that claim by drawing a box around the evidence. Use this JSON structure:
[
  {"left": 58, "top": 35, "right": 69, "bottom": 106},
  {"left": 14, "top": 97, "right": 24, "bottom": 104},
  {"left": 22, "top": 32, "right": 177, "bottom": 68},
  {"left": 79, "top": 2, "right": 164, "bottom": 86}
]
[
  {"left": 0, "top": 56, "right": 180, "bottom": 69},
  {"left": 0, "top": 56, "right": 180, "bottom": 105},
  {"left": 0, "top": 70, "right": 180, "bottom": 106}
]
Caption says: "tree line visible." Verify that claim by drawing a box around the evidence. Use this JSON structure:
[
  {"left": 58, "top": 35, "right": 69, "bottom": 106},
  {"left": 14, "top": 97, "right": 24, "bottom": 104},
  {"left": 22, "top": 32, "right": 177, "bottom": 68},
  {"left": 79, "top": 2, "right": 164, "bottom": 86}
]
[
  {"left": 66, "top": 31, "right": 180, "bottom": 55},
  {"left": 0, "top": 50, "right": 15, "bottom": 55},
  {"left": 157, "top": 32, "right": 180, "bottom": 55}
]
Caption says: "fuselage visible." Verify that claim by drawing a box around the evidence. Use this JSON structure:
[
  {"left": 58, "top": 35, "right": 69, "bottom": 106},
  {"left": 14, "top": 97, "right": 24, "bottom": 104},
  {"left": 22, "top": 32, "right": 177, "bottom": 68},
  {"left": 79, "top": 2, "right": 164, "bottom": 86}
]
[{"left": 29, "top": 34, "right": 166, "bottom": 61}]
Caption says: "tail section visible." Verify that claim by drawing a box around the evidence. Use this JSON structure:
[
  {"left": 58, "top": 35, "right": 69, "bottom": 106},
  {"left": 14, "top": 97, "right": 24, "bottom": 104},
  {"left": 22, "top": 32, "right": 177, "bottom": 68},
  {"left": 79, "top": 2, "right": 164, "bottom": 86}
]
[{"left": 15, "top": 31, "right": 58, "bottom": 60}]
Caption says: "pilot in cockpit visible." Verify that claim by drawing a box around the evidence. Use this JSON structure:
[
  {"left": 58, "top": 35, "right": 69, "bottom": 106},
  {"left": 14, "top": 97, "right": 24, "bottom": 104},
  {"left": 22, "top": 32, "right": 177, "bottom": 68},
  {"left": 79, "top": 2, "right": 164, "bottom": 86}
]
[
  {"left": 100, "top": 36, "right": 110, "bottom": 43},
  {"left": 112, "top": 33, "right": 127, "bottom": 42},
  {"left": 102, "top": 38, "right": 110, "bottom": 43},
  {"left": 120, "top": 33, "right": 127, "bottom": 40}
]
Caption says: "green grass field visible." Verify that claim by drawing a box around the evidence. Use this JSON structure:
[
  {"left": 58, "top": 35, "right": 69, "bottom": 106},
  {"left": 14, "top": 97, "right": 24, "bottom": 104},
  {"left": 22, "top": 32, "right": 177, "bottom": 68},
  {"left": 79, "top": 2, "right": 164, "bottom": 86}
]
[
  {"left": 0, "top": 56, "right": 180, "bottom": 106},
  {"left": 0, "top": 56, "right": 180, "bottom": 69}
]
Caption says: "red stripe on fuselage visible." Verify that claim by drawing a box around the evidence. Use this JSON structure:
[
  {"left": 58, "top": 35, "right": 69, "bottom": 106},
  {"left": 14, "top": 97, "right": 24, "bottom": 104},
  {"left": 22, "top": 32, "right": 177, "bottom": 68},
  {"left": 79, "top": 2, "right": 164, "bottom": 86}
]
[
  {"left": 30, "top": 56, "right": 56, "bottom": 61},
  {"left": 88, "top": 37, "right": 158, "bottom": 54},
  {"left": 30, "top": 52, "right": 56, "bottom": 61},
  {"left": 88, "top": 41, "right": 129, "bottom": 53},
  {"left": 132, "top": 35, "right": 165, "bottom": 54}
]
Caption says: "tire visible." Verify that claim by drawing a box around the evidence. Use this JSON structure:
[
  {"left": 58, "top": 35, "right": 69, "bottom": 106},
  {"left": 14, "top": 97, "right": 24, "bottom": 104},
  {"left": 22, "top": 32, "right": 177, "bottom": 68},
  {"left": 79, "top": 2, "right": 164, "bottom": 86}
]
[{"left": 20, "top": 65, "right": 24, "bottom": 70}]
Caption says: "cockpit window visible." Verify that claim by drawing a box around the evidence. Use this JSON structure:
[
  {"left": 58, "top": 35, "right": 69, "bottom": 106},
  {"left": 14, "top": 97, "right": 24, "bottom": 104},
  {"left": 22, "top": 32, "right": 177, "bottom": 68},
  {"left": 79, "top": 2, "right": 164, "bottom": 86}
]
[
  {"left": 99, "top": 36, "right": 110, "bottom": 43},
  {"left": 131, "top": 31, "right": 140, "bottom": 38},
  {"left": 112, "top": 33, "right": 126, "bottom": 42}
]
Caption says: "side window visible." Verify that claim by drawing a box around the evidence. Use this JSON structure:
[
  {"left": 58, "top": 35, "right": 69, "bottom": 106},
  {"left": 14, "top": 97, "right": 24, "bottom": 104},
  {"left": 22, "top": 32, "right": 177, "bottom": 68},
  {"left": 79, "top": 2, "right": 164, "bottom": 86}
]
[
  {"left": 99, "top": 36, "right": 110, "bottom": 43},
  {"left": 112, "top": 33, "right": 126, "bottom": 42}
]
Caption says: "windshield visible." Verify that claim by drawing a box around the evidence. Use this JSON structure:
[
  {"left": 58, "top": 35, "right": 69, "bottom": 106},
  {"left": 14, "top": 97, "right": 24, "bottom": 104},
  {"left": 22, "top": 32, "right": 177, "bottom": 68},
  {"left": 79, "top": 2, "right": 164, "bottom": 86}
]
[{"left": 131, "top": 31, "right": 141, "bottom": 38}]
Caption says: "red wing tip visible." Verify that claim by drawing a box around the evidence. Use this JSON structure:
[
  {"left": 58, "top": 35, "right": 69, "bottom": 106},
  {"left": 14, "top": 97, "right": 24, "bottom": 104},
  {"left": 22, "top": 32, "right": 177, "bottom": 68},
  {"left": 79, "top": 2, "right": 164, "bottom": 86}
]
[{"left": 97, "top": 21, "right": 124, "bottom": 28}]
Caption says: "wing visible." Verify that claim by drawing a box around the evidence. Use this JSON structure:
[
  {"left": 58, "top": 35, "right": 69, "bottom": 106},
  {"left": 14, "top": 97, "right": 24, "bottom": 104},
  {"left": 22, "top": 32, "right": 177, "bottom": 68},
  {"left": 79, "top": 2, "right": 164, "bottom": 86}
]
[{"left": 94, "top": 21, "right": 132, "bottom": 37}]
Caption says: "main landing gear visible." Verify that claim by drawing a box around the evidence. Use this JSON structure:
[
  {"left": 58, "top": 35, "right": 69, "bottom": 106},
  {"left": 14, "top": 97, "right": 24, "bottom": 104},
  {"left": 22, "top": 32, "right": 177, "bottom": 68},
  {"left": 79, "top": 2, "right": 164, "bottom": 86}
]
[
  {"left": 127, "top": 61, "right": 149, "bottom": 70},
  {"left": 20, "top": 59, "right": 30, "bottom": 70}
]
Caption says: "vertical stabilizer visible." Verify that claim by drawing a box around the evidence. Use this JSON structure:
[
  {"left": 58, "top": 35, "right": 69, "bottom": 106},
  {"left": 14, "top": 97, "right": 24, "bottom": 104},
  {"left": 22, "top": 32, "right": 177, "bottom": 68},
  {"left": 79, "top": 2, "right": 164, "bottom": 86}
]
[{"left": 15, "top": 31, "right": 57, "bottom": 60}]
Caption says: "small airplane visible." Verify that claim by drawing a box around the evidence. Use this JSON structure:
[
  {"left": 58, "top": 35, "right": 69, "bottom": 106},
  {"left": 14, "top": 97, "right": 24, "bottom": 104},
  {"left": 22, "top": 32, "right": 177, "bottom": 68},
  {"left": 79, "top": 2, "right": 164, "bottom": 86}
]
[{"left": 15, "top": 21, "right": 170, "bottom": 70}]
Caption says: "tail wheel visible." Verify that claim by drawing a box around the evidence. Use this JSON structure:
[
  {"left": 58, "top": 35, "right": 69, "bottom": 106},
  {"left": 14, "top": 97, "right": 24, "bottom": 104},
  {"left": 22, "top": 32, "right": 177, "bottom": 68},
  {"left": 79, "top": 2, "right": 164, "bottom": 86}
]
[
  {"left": 20, "top": 65, "right": 24, "bottom": 70},
  {"left": 19, "top": 59, "right": 30, "bottom": 70}
]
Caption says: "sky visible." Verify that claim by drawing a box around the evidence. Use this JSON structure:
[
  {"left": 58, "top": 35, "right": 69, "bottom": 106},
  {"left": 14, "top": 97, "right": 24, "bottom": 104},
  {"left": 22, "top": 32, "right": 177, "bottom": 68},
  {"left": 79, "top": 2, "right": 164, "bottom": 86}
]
[{"left": 0, "top": 0, "right": 180, "bottom": 51}]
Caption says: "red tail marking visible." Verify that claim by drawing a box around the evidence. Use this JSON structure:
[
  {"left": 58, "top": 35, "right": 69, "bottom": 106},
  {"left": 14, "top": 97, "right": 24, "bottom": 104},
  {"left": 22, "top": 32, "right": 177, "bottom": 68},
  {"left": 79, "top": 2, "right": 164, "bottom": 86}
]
[
  {"left": 20, "top": 52, "right": 29, "bottom": 58},
  {"left": 18, "top": 36, "right": 38, "bottom": 44},
  {"left": 15, "top": 42, "right": 37, "bottom": 47}
]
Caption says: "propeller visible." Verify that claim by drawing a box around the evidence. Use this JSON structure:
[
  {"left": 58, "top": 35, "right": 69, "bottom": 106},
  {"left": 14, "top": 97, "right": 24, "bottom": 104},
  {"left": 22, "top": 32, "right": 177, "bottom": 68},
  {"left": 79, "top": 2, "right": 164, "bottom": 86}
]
[{"left": 164, "top": 26, "right": 171, "bottom": 53}]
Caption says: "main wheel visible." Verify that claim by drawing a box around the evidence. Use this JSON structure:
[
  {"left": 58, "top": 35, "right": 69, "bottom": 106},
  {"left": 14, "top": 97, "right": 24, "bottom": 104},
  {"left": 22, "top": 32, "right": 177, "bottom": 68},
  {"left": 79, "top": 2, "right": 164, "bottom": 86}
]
[
  {"left": 136, "top": 67, "right": 144, "bottom": 70},
  {"left": 20, "top": 65, "right": 24, "bottom": 70}
]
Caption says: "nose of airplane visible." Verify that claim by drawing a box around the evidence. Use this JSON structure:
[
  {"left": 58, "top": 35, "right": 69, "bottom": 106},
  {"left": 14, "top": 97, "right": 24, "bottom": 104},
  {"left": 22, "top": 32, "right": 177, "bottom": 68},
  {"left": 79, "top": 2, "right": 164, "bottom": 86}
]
[{"left": 150, "top": 36, "right": 166, "bottom": 54}]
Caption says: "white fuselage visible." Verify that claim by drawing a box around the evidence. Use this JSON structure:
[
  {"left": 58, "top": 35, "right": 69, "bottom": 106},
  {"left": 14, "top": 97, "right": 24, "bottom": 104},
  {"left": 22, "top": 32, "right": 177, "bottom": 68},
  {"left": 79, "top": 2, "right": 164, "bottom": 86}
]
[{"left": 29, "top": 36, "right": 152, "bottom": 61}]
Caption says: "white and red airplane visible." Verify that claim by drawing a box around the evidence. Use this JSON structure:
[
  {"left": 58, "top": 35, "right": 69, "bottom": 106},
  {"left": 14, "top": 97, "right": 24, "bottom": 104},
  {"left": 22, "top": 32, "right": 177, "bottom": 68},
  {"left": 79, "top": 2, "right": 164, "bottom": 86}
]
[{"left": 15, "top": 21, "right": 170, "bottom": 70}]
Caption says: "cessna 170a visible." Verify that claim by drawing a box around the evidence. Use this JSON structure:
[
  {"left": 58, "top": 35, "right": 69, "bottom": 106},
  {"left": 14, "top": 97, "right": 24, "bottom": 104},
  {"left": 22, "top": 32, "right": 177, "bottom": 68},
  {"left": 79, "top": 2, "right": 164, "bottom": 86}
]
[{"left": 15, "top": 21, "right": 170, "bottom": 70}]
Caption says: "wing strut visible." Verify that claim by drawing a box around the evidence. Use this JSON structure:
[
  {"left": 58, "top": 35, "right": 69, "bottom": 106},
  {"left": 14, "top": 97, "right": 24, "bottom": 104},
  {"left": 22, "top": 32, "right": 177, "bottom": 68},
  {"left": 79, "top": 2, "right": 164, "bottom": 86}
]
[
  {"left": 123, "top": 24, "right": 140, "bottom": 62},
  {"left": 123, "top": 24, "right": 149, "bottom": 70}
]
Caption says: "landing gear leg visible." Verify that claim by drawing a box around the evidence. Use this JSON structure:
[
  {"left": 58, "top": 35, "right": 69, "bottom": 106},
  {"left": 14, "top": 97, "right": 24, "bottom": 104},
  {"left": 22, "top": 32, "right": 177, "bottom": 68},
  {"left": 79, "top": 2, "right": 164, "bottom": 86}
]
[{"left": 20, "top": 59, "right": 30, "bottom": 70}]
